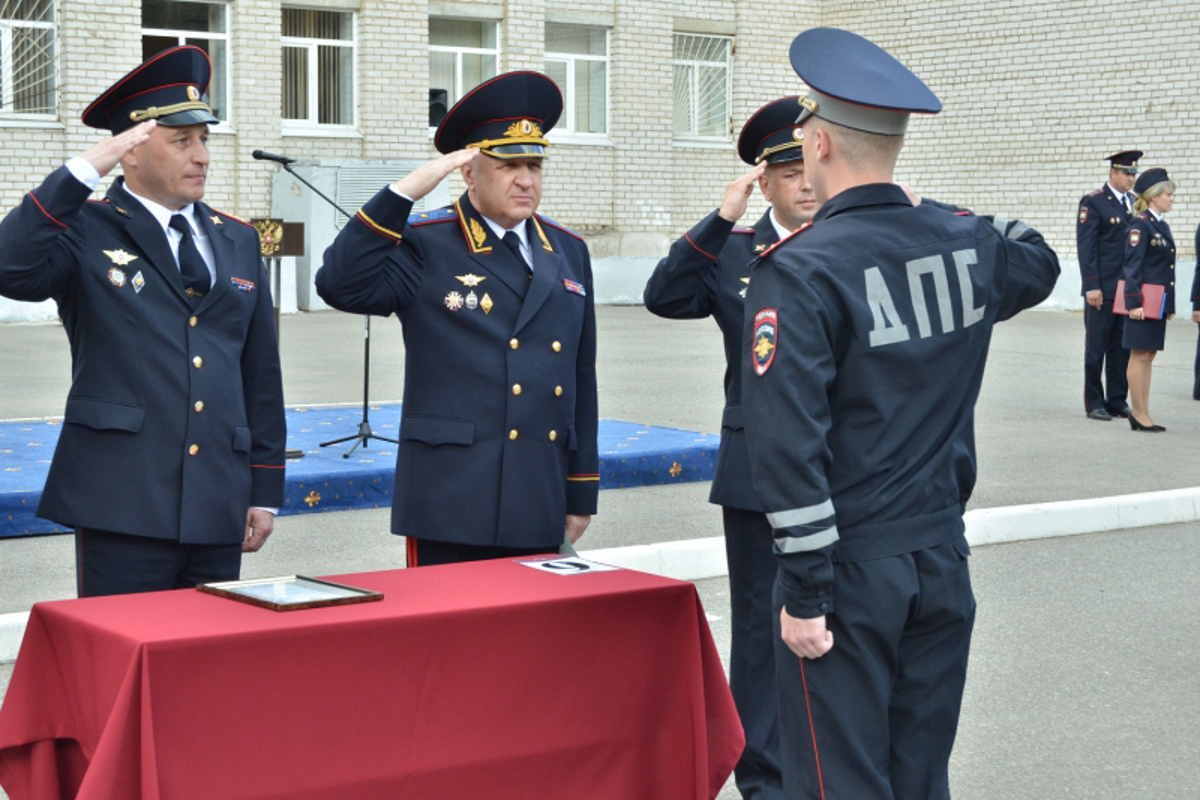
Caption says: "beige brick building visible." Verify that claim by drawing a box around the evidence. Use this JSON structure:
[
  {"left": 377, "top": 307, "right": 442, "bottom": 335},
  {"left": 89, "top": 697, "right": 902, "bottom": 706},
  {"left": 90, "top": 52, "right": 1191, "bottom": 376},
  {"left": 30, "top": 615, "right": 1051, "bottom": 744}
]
[{"left": 2, "top": 0, "right": 1198, "bottom": 318}]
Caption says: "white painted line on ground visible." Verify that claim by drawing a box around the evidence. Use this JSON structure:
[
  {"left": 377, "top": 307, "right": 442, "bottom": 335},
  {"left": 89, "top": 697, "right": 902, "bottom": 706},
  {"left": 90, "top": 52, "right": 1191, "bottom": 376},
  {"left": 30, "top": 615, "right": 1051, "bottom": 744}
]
[{"left": 2, "top": 487, "right": 1197, "bottom": 664}]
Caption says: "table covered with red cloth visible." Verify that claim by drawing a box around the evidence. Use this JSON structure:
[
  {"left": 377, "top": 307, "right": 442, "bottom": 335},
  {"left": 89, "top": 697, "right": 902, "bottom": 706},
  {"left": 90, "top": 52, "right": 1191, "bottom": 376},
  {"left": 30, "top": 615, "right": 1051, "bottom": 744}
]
[{"left": 0, "top": 559, "right": 743, "bottom": 799}]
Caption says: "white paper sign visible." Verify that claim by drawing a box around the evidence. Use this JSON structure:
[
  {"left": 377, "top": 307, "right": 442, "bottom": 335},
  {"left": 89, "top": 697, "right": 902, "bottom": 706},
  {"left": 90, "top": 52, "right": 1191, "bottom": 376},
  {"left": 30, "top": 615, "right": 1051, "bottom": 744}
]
[{"left": 518, "top": 558, "right": 621, "bottom": 575}]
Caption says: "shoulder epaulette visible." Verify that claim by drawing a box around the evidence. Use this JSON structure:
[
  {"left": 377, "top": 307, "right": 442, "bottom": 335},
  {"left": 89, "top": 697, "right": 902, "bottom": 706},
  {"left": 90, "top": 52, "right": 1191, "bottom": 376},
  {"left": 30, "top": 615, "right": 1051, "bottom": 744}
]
[
  {"left": 211, "top": 209, "right": 253, "bottom": 228},
  {"left": 535, "top": 213, "right": 584, "bottom": 242},
  {"left": 758, "top": 220, "right": 813, "bottom": 260},
  {"left": 731, "top": 226, "right": 755, "bottom": 235},
  {"left": 1085, "top": 188, "right": 1102, "bottom": 198},
  {"left": 409, "top": 205, "right": 456, "bottom": 226},
  {"left": 86, "top": 198, "right": 111, "bottom": 204}
]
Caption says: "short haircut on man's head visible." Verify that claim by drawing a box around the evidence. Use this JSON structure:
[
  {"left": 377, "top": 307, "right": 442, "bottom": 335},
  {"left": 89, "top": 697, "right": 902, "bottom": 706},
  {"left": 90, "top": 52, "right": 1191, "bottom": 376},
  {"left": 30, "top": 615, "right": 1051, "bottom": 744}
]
[{"left": 818, "top": 118, "right": 905, "bottom": 171}]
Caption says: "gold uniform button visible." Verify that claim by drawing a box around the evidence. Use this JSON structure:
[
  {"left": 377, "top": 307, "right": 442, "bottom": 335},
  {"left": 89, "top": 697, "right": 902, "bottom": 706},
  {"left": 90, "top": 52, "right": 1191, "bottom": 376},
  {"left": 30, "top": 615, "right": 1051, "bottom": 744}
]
[
  {"left": 552, "top": 341, "right": 562, "bottom": 352},
  {"left": 512, "top": 384, "right": 522, "bottom": 395},
  {"left": 188, "top": 444, "right": 199, "bottom": 456},
  {"left": 189, "top": 316, "right": 198, "bottom": 327},
  {"left": 192, "top": 356, "right": 203, "bottom": 369},
  {"left": 510, "top": 338, "right": 519, "bottom": 350},
  {"left": 554, "top": 386, "right": 563, "bottom": 397},
  {"left": 194, "top": 401, "right": 204, "bottom": 413},
  {"left": 549, "top": 430, "right": 557, "bottom": 441},
  {"left": 509, "top": 429, "right": 519, "bottom": 440}
]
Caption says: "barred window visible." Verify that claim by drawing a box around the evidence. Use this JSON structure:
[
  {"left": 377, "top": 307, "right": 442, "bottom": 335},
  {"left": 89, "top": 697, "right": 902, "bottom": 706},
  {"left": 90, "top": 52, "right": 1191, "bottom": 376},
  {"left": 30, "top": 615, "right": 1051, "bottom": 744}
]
[
  {"left": 544, "top": 24, "right": 607, "bottom": 137},
  {"left": 282, "top": 7, "right": 355, "bottom": 128},
  {"left": 0, "top": 0, "right": 56, "bottom": 118},
  {"left": 672, "top": 33, "right": 731, "bottom": 141},
  {"left": 429, "top": 18, "right": 497, "bottom": 128},
  {"left": 141, "top": 0, "right": 229, "bottom": 122}
]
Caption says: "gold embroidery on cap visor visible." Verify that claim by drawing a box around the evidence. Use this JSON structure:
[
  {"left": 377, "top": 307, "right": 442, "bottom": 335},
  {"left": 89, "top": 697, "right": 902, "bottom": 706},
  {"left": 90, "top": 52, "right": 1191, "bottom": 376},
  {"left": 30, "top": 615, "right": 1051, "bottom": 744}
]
[
  {"left": 128, "top": 99, "right": 214, "bottom": 123},
  {"left": 467, "top": 120, "right": 550, "bottom": 159},
  {"left": 755, "top": 140, "right": 804, "bottom": 164}
]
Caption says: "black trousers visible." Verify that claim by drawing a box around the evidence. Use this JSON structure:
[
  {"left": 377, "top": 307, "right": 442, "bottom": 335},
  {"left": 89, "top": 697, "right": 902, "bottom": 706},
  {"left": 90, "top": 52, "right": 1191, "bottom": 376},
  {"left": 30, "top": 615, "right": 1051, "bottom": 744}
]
[
  {"left": 1083, "top": 299, "right": 1129, "bottom": 412},
  {"left": 774, "top": 539, "right": 975, "bottom": 800},
  {"left": 405, "top": 537, "right": 557, "bottom": 568},
  {"left": 75, "top": 527, "right": 242, "bottom": 598},
  {"left": 1193, "top": 324, "right": 1200, "bottom": 400},
  {"left": 723, "top": 507, "right": 784, "bottom": 800}
]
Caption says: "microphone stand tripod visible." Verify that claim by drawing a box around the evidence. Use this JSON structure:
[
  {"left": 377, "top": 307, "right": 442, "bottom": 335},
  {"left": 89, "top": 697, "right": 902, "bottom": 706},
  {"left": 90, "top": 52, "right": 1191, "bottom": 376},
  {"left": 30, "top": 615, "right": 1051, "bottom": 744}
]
[{"left": 261, "top": 154, "right": 399, "bottom": 458}]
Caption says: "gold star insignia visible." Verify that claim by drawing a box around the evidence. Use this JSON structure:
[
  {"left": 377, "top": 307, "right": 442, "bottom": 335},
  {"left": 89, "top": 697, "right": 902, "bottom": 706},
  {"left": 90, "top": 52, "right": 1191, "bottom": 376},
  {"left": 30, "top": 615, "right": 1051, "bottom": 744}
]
[
  {"left": 211, "top": 215, "right": 222, "bottom": 226},
  {"left": 456, "top": 273, "right": 487, "bottom": 287},
  {"left": 755, "top": 244, "right": 767, "bottom": 252},
  {"left": 755, "top": 335, "right": 775, "bottom": 360}
]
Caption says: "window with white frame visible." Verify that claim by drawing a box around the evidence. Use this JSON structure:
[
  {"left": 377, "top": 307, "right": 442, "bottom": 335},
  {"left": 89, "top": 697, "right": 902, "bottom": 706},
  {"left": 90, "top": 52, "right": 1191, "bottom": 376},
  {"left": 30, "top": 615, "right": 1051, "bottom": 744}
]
[
  {"left": 142, "top": 0, "right": 229, "bottom": 122},
  {"left": 672, "top": 33, "right": 731, "bottom": 141},
  {"left": 0, "top": 0, "right": 56, "bottom": 118},
  {"left": 428, "top": 18, "right": 497, "bottom": 128},
  {"left": 282, "top": 7, "right": 355, "bottom": 128},
  {"left": 544, "top": 24, "right": 607, "bottom": 137}
]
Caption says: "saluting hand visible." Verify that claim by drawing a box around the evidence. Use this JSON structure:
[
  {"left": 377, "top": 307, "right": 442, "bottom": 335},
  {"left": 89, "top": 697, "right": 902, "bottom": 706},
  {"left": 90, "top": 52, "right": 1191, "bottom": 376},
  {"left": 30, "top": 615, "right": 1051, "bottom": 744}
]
[
  {"left": 80, "top": 120, "right": 157, "bottom": 178},
  {"left": 717, "top": 163, "right": 767, "bottom": 223},
  {"left": 780, "top": 608, "right": 834, "bottom": 659},
  {"left": 393, "top": 148, "right": 480, "bottom": 201}
]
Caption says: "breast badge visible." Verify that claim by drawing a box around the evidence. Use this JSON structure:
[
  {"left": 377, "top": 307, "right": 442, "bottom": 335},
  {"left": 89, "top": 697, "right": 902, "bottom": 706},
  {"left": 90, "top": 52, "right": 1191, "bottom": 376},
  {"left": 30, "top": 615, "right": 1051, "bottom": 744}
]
[
  {"left": 445, "top": 291, "right": 464, "bottom": 310},
  {"left": 108, "top": 267, "right": 126, "bottom": 287},
  {"left": 466, "top": 291, "right": 479, "bottom": 310},
  {"left": 456, "top": 273, "right": 486, "bottom": 287},
  {"left": 480, "top": 293, "right": 493, "bottom": 314},
  {"left": 562, "top": 278, "right": 586, "bottom": 296},
  {"left": 132, "top": 271, "right": 146, "bottom": 294},
  {"left": 231, "top": 277, "right": 256, "bottom": 292},
  {"left": 752, "top": 308, "right": 778, "bottom": 376},
  {"left": 104, "top": 249, "right": 138, "bottom": 266}
]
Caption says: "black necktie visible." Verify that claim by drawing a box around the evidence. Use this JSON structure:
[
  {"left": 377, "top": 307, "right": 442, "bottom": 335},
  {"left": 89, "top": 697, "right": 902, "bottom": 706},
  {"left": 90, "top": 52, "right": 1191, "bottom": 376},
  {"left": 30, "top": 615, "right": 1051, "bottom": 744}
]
[
  {"left": 169, "top": 214, "right": 209, "bottom": 303},
  {"left": 1123, "top": 194, "right": 1132, "bottom": 213},
  {"left": 502, "top": 231, "right": 531, "bottom": 275}
]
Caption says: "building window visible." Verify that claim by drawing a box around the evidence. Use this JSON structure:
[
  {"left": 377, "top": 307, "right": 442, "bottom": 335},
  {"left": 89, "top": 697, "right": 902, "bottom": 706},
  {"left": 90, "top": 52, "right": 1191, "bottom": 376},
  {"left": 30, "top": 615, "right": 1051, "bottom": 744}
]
[
  {"left": 544, "top": 24, "right": 607, "bottom": 137},
  {"left": 282, "top": 7, "right": 355, "bottom": 128},
  {"left": 672, "top": 33, "right": 730, "bottom": 141},
  {"left": 428, "top": 18, "right": 497, "bottom": 128},
  {"left": 142, "top": 0, "right": 229, "bottom": 122},
  {"left": 0, "top": 0, "right": 56, "bottom": 118}
]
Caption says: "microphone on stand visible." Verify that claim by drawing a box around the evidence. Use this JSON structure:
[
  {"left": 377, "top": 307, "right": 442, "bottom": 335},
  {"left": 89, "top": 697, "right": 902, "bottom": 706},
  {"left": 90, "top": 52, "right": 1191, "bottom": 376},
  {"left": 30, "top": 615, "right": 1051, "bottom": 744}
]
[{"left": 252, "top": 149, "right": 297, "bottom": 165}]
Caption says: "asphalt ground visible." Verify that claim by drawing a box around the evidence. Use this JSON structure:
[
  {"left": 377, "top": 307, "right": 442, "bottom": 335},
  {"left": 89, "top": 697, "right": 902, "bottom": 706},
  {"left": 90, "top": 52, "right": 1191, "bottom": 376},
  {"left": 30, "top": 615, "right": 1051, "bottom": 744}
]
[{"left": 2, "top": 307, "right": 1199, "bottom": 798}]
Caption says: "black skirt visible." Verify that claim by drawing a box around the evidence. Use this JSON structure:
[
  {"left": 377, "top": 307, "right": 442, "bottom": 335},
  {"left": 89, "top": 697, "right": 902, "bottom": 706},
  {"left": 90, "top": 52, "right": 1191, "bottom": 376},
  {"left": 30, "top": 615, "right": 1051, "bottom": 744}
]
[{"left": 1123, "top": 316, "right": 1167, "bottom": 351}]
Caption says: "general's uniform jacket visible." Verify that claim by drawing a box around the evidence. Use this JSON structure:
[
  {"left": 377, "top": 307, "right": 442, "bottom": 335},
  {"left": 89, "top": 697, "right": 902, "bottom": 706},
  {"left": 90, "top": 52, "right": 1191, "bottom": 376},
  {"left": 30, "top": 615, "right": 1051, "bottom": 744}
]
[
  {"left": 316, "top": 189, "right": 599, "bottom": 549},
  {"left": 1077, "top": 185, "right": 1134, "bottom": 298},
  {"left": 741, "top": 185, "right": 1060, "bottom": 616},
  {"left": 1122, "top": 211, "right": 1176, "bottom": 314},
  {"left": 644, "top": 209, "right": 777, "bottom": 512},
  {"left": 0, "top": 167, "right": 286, "bottom": 544}
]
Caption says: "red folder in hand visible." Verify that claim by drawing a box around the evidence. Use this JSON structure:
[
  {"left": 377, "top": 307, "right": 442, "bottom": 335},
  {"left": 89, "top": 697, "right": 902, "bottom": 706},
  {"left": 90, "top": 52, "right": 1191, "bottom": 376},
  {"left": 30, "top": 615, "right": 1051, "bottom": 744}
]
[{"left": 1113, "top": 280, "right": 1168, "bottom": 319}]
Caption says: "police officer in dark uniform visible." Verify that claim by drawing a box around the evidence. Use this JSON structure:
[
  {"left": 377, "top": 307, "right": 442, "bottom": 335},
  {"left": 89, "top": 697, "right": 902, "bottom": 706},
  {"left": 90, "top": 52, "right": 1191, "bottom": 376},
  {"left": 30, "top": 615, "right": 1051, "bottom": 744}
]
[
  {"left": 316, "top": 72, "right": 599, "bottom": 567},
  {"left": 0, "top": 47, "right": 286, "bottom": 597},
  {"left": 643, "top": 96, "right": 814, "bottom": 800},
  {"left": 741, "top": 29, "right": 1060, "bottom": 800},
  {"left": 1077, "top": 150, "right": 1141, "bottom": 420},
  {"left": 1193, "top": 222, "right": 1200, "bottom": 400}
]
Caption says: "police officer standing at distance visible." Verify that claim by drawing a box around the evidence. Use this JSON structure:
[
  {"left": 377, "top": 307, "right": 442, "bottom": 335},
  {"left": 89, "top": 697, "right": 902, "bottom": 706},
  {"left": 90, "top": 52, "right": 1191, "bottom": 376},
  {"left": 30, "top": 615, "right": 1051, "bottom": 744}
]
[
  {"left": 0, "top": 47, "right": 286, "bottom": 596},
  {"left": 741, "top": 29, "right": 1060, "bottom": 800},
  {"left": 1077, "top": 150, "right": 1141, "bottom": 421},
  {"left": 316, "top": 72, "right": 598, "bottom": 567},
  {"left": 644, "top": 96, "right": 816, "bottom": 800}
]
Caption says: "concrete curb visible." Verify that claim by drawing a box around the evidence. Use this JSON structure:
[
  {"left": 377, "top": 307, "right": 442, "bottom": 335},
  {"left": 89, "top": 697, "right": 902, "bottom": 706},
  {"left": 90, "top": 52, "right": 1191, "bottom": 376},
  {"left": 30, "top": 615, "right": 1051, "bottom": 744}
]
[{"left": 3, "top": 486, "right": 1197, "bottom": 664}]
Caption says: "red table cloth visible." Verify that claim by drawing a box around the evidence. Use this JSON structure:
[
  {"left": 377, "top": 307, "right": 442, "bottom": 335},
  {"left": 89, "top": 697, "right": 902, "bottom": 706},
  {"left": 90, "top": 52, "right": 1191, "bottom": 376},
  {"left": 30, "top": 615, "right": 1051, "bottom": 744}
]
[{"left": 0, "top": 559, "right": 743, "bottom": 799}]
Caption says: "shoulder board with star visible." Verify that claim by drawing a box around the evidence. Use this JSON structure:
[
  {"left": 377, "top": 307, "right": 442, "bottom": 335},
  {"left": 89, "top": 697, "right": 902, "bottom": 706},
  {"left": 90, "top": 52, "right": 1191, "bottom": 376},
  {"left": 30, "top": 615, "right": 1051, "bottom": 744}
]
[
  {"left": 409, "top": 206, "right": 457, "bottom": 226},
  {"left": 1085, "top": 188, "right": 1103, "bottom": 198},
  {"left": 756, "top": 221, "right": 814, "bottom": 261},
  {"left": 86, "top": 198, "right": 111, "bottom": 205},
  {"left": 731, "top": 226, "right": 755, "bottom": 235},
  {"left": 535, "top": 214, "right": 584, "bottom": 242},
  {"left": 211, "top": 209, "right": 253, "bottom": 228}
]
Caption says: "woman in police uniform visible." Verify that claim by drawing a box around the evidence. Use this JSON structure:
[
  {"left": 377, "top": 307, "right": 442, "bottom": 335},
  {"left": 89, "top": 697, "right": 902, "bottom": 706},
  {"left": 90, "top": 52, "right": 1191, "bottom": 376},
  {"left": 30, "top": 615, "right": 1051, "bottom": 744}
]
[{"left": 1122, "top": 168, "right": 1176, "bottom": 431}]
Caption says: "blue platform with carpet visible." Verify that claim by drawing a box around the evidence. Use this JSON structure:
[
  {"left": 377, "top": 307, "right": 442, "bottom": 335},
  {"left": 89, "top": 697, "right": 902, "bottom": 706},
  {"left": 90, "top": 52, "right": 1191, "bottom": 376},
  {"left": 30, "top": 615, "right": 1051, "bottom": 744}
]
[{"left": 0, "top": 404, "right": 719, "bottom": 538}]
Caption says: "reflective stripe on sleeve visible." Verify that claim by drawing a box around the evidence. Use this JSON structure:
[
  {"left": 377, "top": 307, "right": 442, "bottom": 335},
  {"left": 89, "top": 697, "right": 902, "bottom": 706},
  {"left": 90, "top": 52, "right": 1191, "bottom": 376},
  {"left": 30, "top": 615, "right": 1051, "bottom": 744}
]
[
  {"left": 767, "top": 499, "right": 835, "bottom": 530},
  {"left": 774, "top": 526, "right": 840, "bottom": 553}
]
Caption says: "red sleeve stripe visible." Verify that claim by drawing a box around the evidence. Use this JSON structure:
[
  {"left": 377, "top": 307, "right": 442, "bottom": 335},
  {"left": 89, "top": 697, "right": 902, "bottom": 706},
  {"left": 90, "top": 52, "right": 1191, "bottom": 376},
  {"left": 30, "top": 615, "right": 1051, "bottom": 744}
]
[
  {"left": 28, "top": 192, "right": 67, "bottom": 228},
  {"left": 684, "top": 233, "right": 718, "bottom": 260},
  {"left": 357, "top": 210, "right": 403, "bottom": 242}
]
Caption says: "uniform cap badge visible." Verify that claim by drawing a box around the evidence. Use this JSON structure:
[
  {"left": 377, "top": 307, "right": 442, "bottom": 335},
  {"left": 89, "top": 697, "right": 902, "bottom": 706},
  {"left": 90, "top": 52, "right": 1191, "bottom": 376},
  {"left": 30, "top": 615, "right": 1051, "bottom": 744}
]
[
  {"left": 445, "top": 291, "right": 464, "bottom": 310},
  {"left": 108, "top": 267, "right": 127, "bottom": 287},
  {"left": 752, "top": 308, "right": 778, "bottom": 376},
  {"left": 104, "top": 249, "right": 139, "bottom": 266}
]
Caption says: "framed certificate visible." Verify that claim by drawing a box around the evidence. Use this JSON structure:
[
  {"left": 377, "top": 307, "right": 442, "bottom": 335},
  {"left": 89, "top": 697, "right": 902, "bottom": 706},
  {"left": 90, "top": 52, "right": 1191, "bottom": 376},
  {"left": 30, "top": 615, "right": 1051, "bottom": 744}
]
[{"left": 197, "top": 575, "right": 383, "bottom": 611}]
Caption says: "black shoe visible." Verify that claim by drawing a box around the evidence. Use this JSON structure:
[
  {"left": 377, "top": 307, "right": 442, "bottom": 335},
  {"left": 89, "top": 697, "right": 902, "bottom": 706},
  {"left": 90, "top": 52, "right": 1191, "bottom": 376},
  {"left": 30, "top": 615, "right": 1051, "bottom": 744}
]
[
  {"left": 1107, "top": 406, "right": 1131, "bottom": 418},
  {"left": 1087, "top": 408, "right": 1113, "bottom": 421},
  {"left": 1129, "top": 416, "right": 1163, "bottom": 432}
]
